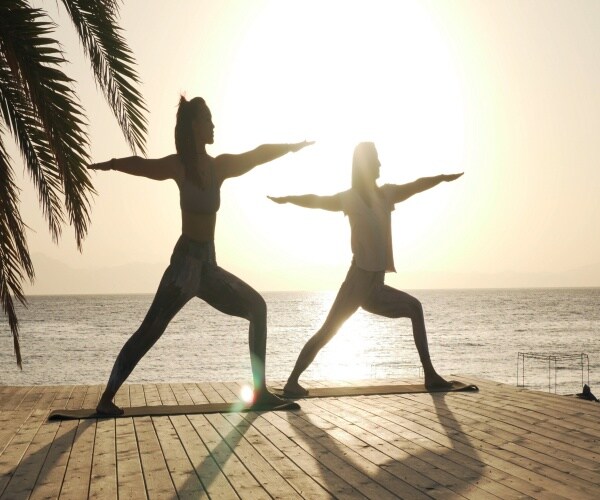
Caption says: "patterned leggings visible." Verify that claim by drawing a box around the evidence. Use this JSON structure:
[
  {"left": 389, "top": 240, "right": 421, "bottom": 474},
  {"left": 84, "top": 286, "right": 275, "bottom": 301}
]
[{"left": 104, "top": 235, "right": 267, "bottom": 396}]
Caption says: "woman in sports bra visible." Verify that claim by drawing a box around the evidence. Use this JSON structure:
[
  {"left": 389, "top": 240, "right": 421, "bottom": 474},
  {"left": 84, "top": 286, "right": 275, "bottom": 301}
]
[
  {"left": 90, "top": 96, "right": 312, "bottom": 415},
  {"left": 269, "top": 142, "right": 462, "bottom": 397}
]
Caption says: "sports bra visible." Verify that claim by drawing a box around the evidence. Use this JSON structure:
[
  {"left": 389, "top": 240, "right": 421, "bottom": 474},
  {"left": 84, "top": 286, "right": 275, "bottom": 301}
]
[{"left": 179, "top": 158, "right": 221, "bottom": 214}]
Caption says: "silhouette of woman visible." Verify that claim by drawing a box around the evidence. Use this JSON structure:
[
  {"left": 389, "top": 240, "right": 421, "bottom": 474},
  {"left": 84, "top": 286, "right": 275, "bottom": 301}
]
[
  {"left": 269, "top": 142, "right": 462, "bottom": 396},
  {"left": 90, "top": 96, "right": 313, "bottom": 414}
]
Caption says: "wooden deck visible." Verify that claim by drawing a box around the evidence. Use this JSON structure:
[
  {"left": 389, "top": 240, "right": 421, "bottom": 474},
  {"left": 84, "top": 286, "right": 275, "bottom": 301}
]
[{"left": 1, "top": 376, "right": 599, "bottom": 499}]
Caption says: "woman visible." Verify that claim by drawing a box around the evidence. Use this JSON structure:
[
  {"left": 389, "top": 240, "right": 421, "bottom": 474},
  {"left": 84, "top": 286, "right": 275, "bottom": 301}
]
[
  {"left": 90, "top": 96, "right": 313, "bottom": 415},
  {"left": 269, "top": 142, "right": 462, "bottom": 396}
]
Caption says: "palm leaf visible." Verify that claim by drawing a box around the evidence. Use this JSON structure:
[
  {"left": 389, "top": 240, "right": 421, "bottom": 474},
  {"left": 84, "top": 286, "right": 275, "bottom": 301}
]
[
  {"left": 0, "top": 55, "right": 65, "bottom": 243},
  {"left": 0, "top": 1, "right": 95, "bottom": 249},
  {"left": 61, "top": 0, "right": 148, "bottom": 155},
  {"left": 0, "top": 1, "right": 148, "bottom": 367},
  {"left": 0, "top": 127, "right": 33, "bottom": 369}
]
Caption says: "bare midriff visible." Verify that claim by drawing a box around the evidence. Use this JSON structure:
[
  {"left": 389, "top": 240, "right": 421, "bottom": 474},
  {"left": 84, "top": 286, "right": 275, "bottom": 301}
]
[{"left": 181, "top": 210, "right": 217, "bottom": 242}]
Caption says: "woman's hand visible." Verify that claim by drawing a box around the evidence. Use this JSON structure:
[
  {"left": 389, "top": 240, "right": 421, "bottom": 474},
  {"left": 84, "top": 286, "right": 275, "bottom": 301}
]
[
  {"left": 289, "top": 140, "right": 315, "bottom": 152},
  {"left": 267, "top": 196, "right": 289, "bottom": 204},
  {"left": 443, "top": 172, "right": 464, "bottom": 182},
  {"left": 88, "top": 159, "right": 114, "bottom": 171}
]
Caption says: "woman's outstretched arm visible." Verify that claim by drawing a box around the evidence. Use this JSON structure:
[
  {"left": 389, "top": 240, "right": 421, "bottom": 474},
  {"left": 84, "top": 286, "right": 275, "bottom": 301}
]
[
  {"left": 216, "top": 141, "right": 314, "bottom": 181},
  {"left": 89, "top": 154, "right": 180, "bottom": 181},
  {"left": 388, "top": 172, "right": 463, "bottom": 204},
  {"left": 268, "top": 193, "right": 342, "bottom": 212}
]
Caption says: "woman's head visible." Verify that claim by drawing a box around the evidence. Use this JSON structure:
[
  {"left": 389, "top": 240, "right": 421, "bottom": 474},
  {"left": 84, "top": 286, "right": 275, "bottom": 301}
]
[
  {"left": 175, "top": 96, "right": 213, "bottom": 183},
  {"left": 351, "top": 142, "right": 380, "bottom": 190}
]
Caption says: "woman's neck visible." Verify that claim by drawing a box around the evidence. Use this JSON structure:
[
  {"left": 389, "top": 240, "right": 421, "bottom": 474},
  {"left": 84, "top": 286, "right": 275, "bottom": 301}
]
[{"left": 194, "top": 142, "right": 207, "bottom": 156}]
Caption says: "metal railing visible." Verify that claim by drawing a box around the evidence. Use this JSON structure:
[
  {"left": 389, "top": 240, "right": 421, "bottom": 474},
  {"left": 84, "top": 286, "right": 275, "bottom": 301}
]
[{"left": 517, "top": 352, "right": 590, "bottom": 393}]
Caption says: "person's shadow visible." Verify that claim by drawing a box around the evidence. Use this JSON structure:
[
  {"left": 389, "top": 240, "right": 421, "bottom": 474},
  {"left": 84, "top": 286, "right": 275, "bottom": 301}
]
[
  {"left": 255, "top": 389, "right": 487, "bottom": 498},
  {"left": 1, "top": 416, "right": 92, "bottom": 498},
  {"left": 182, "top": 386, "right": 492, "bottom": 498}
]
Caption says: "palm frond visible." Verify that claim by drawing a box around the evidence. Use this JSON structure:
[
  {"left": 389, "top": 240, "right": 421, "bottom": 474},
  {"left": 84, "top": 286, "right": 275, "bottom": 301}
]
[
  {"left": 0, "top": 130, "right": 33, "bottom": 369},
  {"left": 61, "top": 0, "right": 148, "bottom": 155},
  {"left": 0, "top": 1, "right": 95, "bottom": 250},
  {"left": 0, "top": 1, "right": 148, "bottom": 367},
  {"left": 0, "top": 55, "right": 65, "bottom": 242}
]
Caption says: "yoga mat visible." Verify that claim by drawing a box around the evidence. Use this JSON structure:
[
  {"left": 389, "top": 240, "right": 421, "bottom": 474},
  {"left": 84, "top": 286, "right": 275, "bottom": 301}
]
[
  {"left": 271, "top": 381, "right": 479, "bottom": 399},
  {"left": 48, "top": 401, "right": 300, "bottom": 421}
]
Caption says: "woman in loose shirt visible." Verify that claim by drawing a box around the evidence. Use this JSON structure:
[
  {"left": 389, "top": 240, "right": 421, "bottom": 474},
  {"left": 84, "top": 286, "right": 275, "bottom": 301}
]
[{"left": 269, "top": 142, "right": 462, "bottom": 396}]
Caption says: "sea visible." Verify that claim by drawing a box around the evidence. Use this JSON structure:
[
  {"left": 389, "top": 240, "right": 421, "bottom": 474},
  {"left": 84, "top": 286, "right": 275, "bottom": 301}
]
[{"left": 1, "top": 288, "right": 599, "bottom": 396}]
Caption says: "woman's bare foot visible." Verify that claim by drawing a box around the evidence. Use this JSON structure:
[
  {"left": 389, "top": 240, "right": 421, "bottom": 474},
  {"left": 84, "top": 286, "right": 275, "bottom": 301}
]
[
  {"left": 282, "top": 381, "right": 309, "bottom": 398},
  {"left": 252, "top": 389, "right": 291, "bottom": 408},
  {"left": 424, "top": 372, "right": 454, "bottom": 390},
  {"left": 96, "top": 399, "right": 124, "bottom": 416}
]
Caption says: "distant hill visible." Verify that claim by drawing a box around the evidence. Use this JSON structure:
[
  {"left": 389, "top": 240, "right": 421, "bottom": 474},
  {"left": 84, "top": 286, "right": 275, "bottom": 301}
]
[
  {"left": 23, "top": 254, "right": 165, "bottom": 295},
  {"left": 22, "top": 254, "right": 600, "bottom": 295}
]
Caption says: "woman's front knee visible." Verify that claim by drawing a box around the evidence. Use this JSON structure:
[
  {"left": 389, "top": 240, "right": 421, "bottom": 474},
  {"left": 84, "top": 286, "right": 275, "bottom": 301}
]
[
  {"left": 247, "top": 293, "right": 267, "bottom": 321},
  {"left": 408, "top": 297, "right": 424, "bottom": 319}
]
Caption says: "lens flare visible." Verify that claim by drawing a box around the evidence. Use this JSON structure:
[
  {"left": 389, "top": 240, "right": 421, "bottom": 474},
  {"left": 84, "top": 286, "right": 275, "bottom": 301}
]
[{"left": 240, "top": 384, "right": 254, "bottom": 404}]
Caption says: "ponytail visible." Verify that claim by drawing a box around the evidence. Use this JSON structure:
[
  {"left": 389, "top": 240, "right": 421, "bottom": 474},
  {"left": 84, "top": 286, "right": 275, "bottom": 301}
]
[{"left": 175, "top": 96, "right": 206, "bottom": 187}]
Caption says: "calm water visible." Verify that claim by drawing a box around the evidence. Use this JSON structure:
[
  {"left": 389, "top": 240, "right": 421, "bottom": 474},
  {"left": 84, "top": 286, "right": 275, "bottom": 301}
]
[{"left": 1, "top": 288, "right": 599, "bottom": 395}]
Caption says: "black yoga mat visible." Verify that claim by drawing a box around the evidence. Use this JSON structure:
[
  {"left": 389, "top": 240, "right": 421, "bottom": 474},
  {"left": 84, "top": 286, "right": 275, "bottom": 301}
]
[
  {"left": 271, "top": 381, "right": 478, "bottom": 399},
  {"left": 48, "top": 400, "right": 300, "bottom": 421}
]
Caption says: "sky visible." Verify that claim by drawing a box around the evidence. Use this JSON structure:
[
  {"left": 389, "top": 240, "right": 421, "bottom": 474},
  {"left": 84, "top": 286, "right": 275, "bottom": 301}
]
[{"left": 12, "top": 0, "right": 600, "bottom": 294}]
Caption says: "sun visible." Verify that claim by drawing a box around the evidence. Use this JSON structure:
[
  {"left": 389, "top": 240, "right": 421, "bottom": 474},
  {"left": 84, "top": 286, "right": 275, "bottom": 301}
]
[{"left": 215, "top": 1, "right": 466, "bottom": 289}]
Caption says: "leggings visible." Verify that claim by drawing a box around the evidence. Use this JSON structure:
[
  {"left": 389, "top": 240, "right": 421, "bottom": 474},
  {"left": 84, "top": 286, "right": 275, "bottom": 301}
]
[
  {"left": 105, "top": 235, "right": 267, "bottom": 395},
  {"left": 292, "top": 263, "right": 432, "bottom": 376}
]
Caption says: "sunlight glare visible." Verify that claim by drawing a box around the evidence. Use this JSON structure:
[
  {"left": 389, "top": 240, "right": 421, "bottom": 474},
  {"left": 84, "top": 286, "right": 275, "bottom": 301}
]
[
  {"left": 217, "top": 1, "right": 467, "bottom": 279},
  {"left": 240, "top": 384, "right": 254, "bottom": 404}
]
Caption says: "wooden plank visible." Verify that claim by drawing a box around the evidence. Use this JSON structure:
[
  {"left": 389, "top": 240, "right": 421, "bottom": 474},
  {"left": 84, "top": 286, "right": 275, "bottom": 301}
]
[
  {"left": 133, "top": 416, "right": 177, "bottom": 499},
  {"left": 65, "top": 385, "right": 88, "bottom": 410},
  {"left": 115, "top": 417, "right": 147, "bottom": 499},
  {"left": 208, "top": 412, "right": 302, "bottom": 499},
  {"left": 1, "top": 379, "right": 599, "bottom": 499},
  {"left": 263, "top": 410, "right": 417, "bottom": 499},
  {"left": 0, "top": 410, "right": 46, "bottom": 495},
  {"left": 0, "top": 410, "right": 60, "bottom": 499},
  {"left": 349, "top": 394, "right": 589, "bottom": 498},
  {"left": 34, "top": 386, "right": 63, "bottom": 411},
  {"left": 169, "top": 383, "right": 194, "bottom": 405},
  {"left": 442, "top": 391, "right": 600, "bottom": 469},
  {"left": 0, "top": 410, "right": 31, "bottom": 455},
  {"left": 155, "top": 383, "right": 178, "bottom": 406},
  {"left": 337, "top": 395, "right": 548, "bottom": 499},
  {"left": 15, "top": 386, "right": 44, "bottom": 411},
  {"left": 114, "top": 384, "right": 131, "bottom": 410},
  {"left": 188, "top": 413, "right": 269, "bottom": 499},
  {"left": 457, "top": 378, "right": 600, "bottom": 431},
  {"left": 50, "top": 385, "right": 75, "bottom": 410},
  {"left": 314, "top": 397, "right": 524, "bottom": 499},
  {"left": 29, "top": 420, "right": 79, "bottom": 500},
  {"left": 182, "top": 383, "right": 209, "bottom": 405},
  {"left": 293, "top": 401, "right": 471, "bottom": 499},
  {"left": 60, "top": 420, "right": 96, "bottom": 499},
  {"left": 229, "top": 411, "right": 332, "bottom": 499},
  {"left": 197, "top": 383, "right": 225, "bottom": 404},
  {"left": 0, "top": 387, "right": 33, "bottom": 411},
  {"left": 82, "top": 384, "right": 102, "bottom": 410},
  {"left": 142, "top": 384, "right": 162, "bottom": 407},
  {"left": 211, "top": 382, "right": 240, "bottom": 403},
  {"left": 250, "top": 410, "right": 373, "bottom": 498},
  {"left": 397, "top": 392, "right": 600, "bottom": 484},
  {"left": 457, "top": 385, "right": 600, "bottom": 441},
  {"left": 152, "top": 414, "right": 207, "bottom": 498},
  {"left": 169, "top": 415, "right": 238, "bottom": 499},
  {"left": 129, "top": 384, "right": 147, "bottom": 407},
  {"left": 89, "top": 418, "right": 117, "bottom": 500}
]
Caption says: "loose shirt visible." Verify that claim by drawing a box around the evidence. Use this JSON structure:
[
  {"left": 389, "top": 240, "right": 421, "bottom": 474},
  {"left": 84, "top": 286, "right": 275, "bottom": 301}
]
[{"left": 340, "top": 184, "right": 396, "bottom": 272}]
